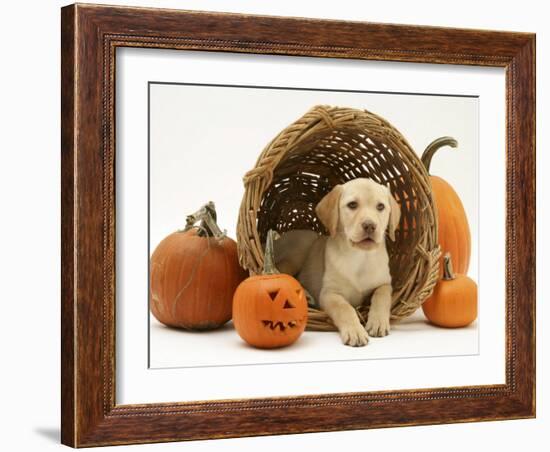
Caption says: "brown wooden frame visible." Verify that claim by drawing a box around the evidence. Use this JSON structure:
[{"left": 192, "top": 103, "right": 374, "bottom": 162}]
[{"left": 61, "top": 3, "right": 536, "bottom": 447}]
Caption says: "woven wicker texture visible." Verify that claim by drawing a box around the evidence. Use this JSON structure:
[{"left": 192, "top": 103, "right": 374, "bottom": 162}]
[{"left": 237, "top": 105, "right": 441, "bottom": 331}]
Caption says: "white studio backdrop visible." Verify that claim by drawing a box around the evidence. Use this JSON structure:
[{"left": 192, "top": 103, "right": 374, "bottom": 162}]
[
  {"left": 146, "top": 81, "right": 481, "bottom": 369},
  {"left": 149, "top": 82, "right": 479, "bottom": 267},
  {"left": 116, "top": 48, "right": 505, "bottom": 404},
  {"left": 2, "top": 1, "right": 547, "bottom": 451}
]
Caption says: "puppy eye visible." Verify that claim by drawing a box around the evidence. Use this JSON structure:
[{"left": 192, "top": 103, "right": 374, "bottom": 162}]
[
  {"left": 347, "top": 201, "right": 358, "bottom": 210},
  {"left": 376, "top": 203, "right": 385, "bottom": 211}
]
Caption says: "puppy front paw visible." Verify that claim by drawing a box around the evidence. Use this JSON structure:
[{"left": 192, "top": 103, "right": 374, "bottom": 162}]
[
  {"left": 339, "top": 323, "right": 369, "bottom": 347},
  {"left": 366, "top": 312, "right": 390, "bottom": 337}
]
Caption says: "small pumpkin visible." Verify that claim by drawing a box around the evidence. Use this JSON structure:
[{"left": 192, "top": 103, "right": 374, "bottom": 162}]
[
  {"left": 150, "top": 202, "right": 248, "bottom": 330},
  {"left": 232, "top": 230, "right": 308, "bottom": 349},
  {"left": 422, "top": 252, "right": 477, "bottom": 328},
  {"left": 422, "top": 137, "right": 471, "bottom": 275}
]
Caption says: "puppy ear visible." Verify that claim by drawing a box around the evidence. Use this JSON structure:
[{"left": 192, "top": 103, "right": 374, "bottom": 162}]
[
  {"left": 316, "top": 185, "right": 343, "bottom": 237},
  {"left": 387, "top": 189, "right": 401, "bottom": 241}
]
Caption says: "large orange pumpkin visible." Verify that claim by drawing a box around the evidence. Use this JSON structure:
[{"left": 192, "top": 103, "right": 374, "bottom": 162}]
[
  {"left": 233, "top": 231, "right": 308, "bottom": 349},
  {"left": 150, "top": 202, "right": 248, "bottom": 330},
  {"left": 422, "top": 137, "right": 471, "bottom": 275},
  {"left": 422, "top": 253, "right": 477, "bottom": 328}
]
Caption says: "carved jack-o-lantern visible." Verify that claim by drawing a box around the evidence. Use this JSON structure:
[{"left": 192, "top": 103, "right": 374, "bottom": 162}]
[{"left": 232, "top": 231, "right": 308, "bottom": 349}]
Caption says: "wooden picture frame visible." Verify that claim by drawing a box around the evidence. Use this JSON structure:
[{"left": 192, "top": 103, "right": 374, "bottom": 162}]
[{"left": 61, "top": 3, "right": 535, "bottom": 447}]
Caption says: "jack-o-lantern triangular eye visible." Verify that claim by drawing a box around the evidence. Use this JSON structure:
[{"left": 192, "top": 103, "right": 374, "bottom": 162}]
[
  {"left": 268, "top": 290, "right": 279, "bottom": 301},
  {"left": 295, "top": 288, "right": 303, "bottom": 298}
]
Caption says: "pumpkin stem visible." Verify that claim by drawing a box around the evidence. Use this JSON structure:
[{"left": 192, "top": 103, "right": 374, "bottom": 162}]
[
  {"left": 421, "top": 136, "right": 459, "bottom": 173},
  {"left": 263, "top": 229, "right": 281, "bottom": 275},
  {"left": 442, "top": 252, "right": 456, "bottom": 281},
  {"left": 183, "top": 202, "right": 225, "bottom": 240}
]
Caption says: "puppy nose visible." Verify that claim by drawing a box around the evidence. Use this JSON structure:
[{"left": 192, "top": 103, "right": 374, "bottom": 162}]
[{"left": 362, "top": 221, "right": 377, "bottom": 233}]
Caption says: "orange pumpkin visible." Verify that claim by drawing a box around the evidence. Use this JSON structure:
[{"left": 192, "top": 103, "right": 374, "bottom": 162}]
[
  {"left": 233, "top": 230, "right": 308, "bottom": 349},
  {"left": 422, "top": 137, "right": 471, "bottom": 275},
  {"left": 422, "top": 253, "right": 477, "bottom": 328},
  {"left": 150, "top": 202, "right": 248, "bottom": 330}
]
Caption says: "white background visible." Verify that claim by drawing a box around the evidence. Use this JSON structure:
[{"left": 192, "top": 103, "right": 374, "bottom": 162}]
[
  {"left": 149, "top": 83, "right": 480, "bottom": 256},
  {"left": 0, "top": 0, "right": 545, "bottom": 451}
]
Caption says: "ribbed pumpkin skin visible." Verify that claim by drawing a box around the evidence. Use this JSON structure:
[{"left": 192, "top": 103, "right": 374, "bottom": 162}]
[
  {"left": 422, "top": 272, "right": 477, "bottom": 328},
  {"left": 232, "top": 274, "right": 308, "bottom": 349},
  {"left": 431, "top": 175, "right": 471, "bottom": 275},
  {"left": 150, "top": 229, "right": 248, "bottom": 330}
]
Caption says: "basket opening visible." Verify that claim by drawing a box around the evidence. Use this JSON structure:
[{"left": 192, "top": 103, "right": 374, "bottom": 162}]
[{"left": 257, "top": 126, "right": 424, "bottom": 292}]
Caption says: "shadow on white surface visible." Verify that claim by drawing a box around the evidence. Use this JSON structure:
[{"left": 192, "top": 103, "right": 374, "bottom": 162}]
[
  {"left": 33, "top": 428, "right": 59, "bottom": 444},
  {"left": 149, "top": 309, "right": 478, "bottom": 369}
]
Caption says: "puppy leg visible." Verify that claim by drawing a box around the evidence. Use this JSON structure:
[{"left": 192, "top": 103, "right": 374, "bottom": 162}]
[
  {"left": 366, "top": 284, "right": 392, "bottom": 337},
  {"left": 321, "top": 291, "right": 369, "bottom": 347},
  {"left": 273, "top": 230, "right": 318, "bottom": 276}
]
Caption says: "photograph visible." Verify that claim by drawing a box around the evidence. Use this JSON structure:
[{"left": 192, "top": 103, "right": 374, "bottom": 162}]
[{"left": 147, "top": 81, "right": 480, "bottom": 368}]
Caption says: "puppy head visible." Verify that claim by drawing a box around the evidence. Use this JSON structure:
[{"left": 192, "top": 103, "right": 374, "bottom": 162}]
[{"left": 316, "top": 178, "right": 401, "bottom": 250}]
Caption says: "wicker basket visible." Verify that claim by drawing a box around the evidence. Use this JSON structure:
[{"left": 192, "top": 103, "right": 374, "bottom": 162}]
[{"left": 237, "top": 105, "right": 441, "bottom": 331}]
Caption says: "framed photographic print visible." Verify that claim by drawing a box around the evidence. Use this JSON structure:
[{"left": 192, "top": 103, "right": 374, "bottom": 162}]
[{"left": 61, "top": 3, "right": 535, "bottom": 447}]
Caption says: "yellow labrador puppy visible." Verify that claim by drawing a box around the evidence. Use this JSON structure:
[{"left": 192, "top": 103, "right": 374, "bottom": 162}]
[{"left": 273, "top": 178, "right": 400, "bottom": 347}]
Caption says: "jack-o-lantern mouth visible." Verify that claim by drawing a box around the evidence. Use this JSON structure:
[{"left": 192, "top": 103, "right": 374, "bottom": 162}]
[{"left": 261, "top": 319, "right": 302, "bottom": 332}]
